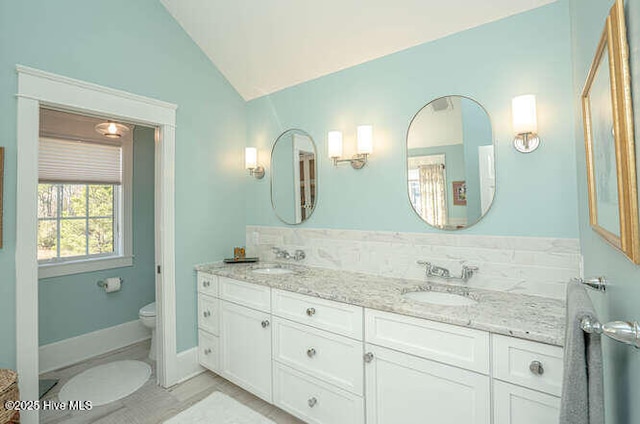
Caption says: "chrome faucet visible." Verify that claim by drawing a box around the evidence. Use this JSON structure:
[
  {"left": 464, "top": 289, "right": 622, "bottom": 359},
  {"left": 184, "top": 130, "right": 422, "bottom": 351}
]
[
  {"left": 417, "top": 261, "right": 478, "bottom": 283},
  {"left": 272, "top": 247, "right": 290, "bottom": 259},
  {"left": 272, "top": 247, "right": 306, "bottom": 261},
  {"left": 460, "top": 265, "right": 479, "bottom": 282}
]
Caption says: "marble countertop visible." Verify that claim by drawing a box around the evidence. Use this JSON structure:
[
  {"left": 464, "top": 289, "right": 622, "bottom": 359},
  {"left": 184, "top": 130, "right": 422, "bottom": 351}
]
[{"left": 196, "top": 261, "right": 566, "bottom": 346}]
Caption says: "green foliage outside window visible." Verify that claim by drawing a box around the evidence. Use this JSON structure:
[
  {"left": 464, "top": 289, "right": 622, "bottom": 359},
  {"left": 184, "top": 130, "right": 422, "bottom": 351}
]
[{"left": 38, "top": 183, "right": 116, "bottom": 261}]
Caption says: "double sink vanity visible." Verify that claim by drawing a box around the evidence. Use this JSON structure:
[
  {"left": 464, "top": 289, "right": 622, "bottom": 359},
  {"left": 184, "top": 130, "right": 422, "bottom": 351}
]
[{"left": 195, "top": 260, "right": 565, "bottom": 424}]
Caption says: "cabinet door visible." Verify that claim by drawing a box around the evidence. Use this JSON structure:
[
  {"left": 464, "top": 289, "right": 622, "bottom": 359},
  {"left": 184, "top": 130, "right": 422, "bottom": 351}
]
[
  {"left": 493, "top": 380, "right": 560, "bottom": 424},
  {"left": 365, "top": 344, "right": 490, "bottom": 424},
  {"left": 220, "top": 300, "right": 272, "bottom": 402}
]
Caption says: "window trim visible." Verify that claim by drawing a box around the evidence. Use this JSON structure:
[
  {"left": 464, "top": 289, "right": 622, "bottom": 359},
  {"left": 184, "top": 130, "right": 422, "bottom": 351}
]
[{"left": 38, "top": 137, "right": 133, "bottom": 279}]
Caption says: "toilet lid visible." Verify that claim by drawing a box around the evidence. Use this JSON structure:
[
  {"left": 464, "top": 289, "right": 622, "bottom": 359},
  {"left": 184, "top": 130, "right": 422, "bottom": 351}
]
[{"left": 139, "top": 302, "right": 156, "bottom": 317}]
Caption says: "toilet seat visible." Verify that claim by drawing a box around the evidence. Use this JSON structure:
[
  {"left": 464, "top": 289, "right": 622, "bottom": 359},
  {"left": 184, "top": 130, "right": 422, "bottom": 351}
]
[{"left": 139, "top": 302, "right": 156, "bottom": 317}]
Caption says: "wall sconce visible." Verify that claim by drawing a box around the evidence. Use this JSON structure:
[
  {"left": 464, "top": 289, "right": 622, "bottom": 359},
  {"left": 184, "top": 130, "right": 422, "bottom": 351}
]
[
  {"left": 328, "top": 125, "right": 373, "bottom": 169},
  {"left": 512, "top": 95, "right": 540, "bottom": 153},
  {"left": 245, "top": 147, "right": 265, "bottom": 179}
]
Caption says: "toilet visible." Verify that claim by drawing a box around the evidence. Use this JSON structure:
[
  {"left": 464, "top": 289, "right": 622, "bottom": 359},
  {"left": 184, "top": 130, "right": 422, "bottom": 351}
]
[{"left": 139, "top": 302, "right": 156, "bottom": 360}]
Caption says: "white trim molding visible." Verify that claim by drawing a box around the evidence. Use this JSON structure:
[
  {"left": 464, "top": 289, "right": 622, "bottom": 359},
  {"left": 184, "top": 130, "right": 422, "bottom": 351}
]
[
  {"left": 16, "top": 65, "right": 178, "bottom": 424},
  {"left": 39, "top": 320, "right": 151, "bottom": 374},
  {"left": 176, "top": 347, "right": 206, "bottom": 385},
  {"left": 39, "top": 255, "right": 134, "bottom": 279}
]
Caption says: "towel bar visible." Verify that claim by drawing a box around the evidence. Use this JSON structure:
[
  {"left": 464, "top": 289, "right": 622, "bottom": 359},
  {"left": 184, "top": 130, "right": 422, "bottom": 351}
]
[{"left": 581, "top": 316, "right": 640, "bottom": 348}]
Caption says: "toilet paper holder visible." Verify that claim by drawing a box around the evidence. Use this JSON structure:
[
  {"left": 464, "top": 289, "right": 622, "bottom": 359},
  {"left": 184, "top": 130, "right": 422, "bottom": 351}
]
[{"left": 97, "top": 278, "right": 123, "bottom": 288}]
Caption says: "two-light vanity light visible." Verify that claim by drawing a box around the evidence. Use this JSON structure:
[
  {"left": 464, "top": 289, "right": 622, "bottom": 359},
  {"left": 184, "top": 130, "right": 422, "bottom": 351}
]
[
  {"left": 245, "top": 147, "right": 265, "bottom": 179},
  {"left": 512, "top": 94, "right": 540, "bottom": 153},
  {"left": 328, "top": 125, "right": 373, "bottom": 169}
]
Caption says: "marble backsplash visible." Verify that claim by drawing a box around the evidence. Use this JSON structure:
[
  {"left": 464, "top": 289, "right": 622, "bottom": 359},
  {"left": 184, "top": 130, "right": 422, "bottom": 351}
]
[{"left": 245, "top": 226, "right": 582, "bottom": 300}]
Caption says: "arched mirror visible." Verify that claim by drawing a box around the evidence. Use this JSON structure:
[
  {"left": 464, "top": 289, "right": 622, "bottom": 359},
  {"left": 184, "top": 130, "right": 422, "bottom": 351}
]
[
  {"left": 407, "top": 96, "right": 495, "bottom": 230},
  {"left": 271, "top": 129, "right": 317, "bottom": 224}
]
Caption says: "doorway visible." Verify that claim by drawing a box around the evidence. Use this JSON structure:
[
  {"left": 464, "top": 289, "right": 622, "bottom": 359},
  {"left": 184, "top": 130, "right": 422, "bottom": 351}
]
[{"left": 15, "top": 66, "right": 178, "bottom": 424}]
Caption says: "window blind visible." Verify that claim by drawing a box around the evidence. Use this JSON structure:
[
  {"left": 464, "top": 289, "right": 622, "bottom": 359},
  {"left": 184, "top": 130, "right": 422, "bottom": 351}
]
[{"left": 39, "top": 137, "right": 122, "bottom": 185}]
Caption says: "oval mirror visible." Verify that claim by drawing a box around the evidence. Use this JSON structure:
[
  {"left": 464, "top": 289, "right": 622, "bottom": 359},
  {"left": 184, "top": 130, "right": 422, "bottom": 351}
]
[
  {"left": 407, "top": 96, "right": 495, "bottom": 230},
  {"left": 271, "top": 129, "right": 317, "bottom": 224}
]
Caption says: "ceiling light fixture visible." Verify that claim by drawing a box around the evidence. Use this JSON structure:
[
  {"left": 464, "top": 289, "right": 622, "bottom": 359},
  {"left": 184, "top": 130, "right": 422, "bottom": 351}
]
[{"left": 95, "top": 121, "right": 130, "bottom": 139}]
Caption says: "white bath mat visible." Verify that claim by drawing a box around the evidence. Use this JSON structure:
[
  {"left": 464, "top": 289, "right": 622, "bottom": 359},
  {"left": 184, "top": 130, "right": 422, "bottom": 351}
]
[
  {"left": 58, "top": 360, "right": 151, "bottom": 406},
  {"left": 164, "top": 391, "right": 276, "bottom": 424}
]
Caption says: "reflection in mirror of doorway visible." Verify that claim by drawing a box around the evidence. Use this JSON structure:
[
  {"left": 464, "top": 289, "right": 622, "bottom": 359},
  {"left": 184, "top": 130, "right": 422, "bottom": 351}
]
[{"left": 406, "top": 96, "right": 495, "bottom": 230}]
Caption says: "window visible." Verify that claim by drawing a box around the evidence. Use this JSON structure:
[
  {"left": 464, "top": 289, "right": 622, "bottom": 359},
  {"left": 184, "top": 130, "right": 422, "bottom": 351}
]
[
  {"left": 37, "top": 133, "right": 132, "bottom": 278},
  {"left": 38, "top": 184, "right": 118, "bottom": 260}
]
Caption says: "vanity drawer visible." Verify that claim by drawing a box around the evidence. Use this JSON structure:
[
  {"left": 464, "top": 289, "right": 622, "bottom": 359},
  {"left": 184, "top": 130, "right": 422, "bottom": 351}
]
[
  {"left": 273, "top": 317, "right": 364, "bottom": 395},
  {"left": 197, "top": 294, "right": 220, "bottom": 335},
  {"left": 197, "top": 272, "right": 218, "bottom": 297},
  {"left": 272, "top": 289, "right": 363, "bottom": 340},
  {"left": 273, "top": 362, "right": 364, "bottom": 424},
  {"left": 198, "top": 329, "right": 220, "bottom": 373},
  {"left": 492, "top": 335, "right": 563, "bottom": 396},
  {"left": 220, "top": 277, "right": 271, "bottom": 312},
  {"left": 364, "top": 309, "right": 490, "bottom": 374}
]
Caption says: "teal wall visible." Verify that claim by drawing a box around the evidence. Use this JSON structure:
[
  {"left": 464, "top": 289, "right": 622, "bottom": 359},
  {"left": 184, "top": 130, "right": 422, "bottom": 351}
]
[
  {"left": 569, "top": 0, "right": 640, "bottom": 423},
  {"left": 461, "top": 99, "right": 493, "bottom": 223},
  {"left": 408, "top": 145, "right": 466, "bottom": 221},
  {"left": 246, "top": 1, "right": 579, "bottom": 238},
  {"left": 0, "top": 0, "right": 247, "bottom": 368},
  {"left": 38, "top": 126, "right": 156, "bottom": 346}
]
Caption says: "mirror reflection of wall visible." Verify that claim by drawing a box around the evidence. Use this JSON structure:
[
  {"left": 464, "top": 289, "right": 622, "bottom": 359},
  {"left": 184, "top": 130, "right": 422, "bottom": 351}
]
[
  {"left": 407, "top": 96, "right": 494, "bottom": 230},
  {"left": 271, "top": 129, "right": 317, "bottom": 224}
]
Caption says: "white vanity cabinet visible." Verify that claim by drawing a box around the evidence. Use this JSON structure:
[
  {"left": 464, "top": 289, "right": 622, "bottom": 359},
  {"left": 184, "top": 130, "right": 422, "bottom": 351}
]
[
  {"left": 196, "top": 271, "right": 564, "bottom": 424},
  {"left": 219, "top": 278, "right": 273, "bottom": 403},
  {"left": 271, "top": 289, "right": 365, "bottom": 424},
  {"left": 365, "top": 343, "right": 491, "bottom": 424},
  {"left": 364, "top": 309, "right": 491, "bottom": 424},
  {"left": 491, "top": 335, "right": 564, "bottom": 424},
  {"left": 196, "top": 272, "right": 220, "bottom": 372}
]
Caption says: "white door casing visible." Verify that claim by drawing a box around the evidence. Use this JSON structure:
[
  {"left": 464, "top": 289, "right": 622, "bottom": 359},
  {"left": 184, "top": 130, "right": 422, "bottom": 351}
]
[{"left": 16, "top": 65, "right": 178, "bottom": 424}]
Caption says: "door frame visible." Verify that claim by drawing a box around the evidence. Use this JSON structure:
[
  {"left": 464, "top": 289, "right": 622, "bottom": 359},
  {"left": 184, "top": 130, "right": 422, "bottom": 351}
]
[{"left": 15, "top": 65, "right": 178, "bottom": 424}]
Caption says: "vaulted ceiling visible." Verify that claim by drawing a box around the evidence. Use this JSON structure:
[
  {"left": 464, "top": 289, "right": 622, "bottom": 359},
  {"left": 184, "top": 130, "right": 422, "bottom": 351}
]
[{"left": 160, "top": 0, "right": 557, "bottom": 101}]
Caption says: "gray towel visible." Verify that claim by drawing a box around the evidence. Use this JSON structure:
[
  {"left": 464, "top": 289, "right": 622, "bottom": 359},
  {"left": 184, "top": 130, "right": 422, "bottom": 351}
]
[{"left": 559, "top": 281, "right": 604, "bottom": 424}]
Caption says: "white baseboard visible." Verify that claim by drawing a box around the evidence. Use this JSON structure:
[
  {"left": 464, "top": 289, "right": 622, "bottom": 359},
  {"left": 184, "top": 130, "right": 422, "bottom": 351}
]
[
  {"left": 39, "top": 320, "right": 151, "bottom": 373},
  {"left": 175, "top": 347, "right": 205, "bottom": 385}
]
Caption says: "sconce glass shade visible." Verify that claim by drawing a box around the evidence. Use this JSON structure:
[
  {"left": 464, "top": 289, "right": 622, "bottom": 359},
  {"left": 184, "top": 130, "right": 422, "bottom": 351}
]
[
  {"left": 244, "top": 147, "right": 264, "bottom": 179},
  {"left": 512, "top": 95, "right": 537, "bottom": 134},
  {"left": 245, "top": 147, "right": 258, "bottom": 169},
  {"left": 327, "top": 131, "right": 343, "bottom": 158},
  {"left": 357, "top": 125, "right": 373, "bottom": 155}
]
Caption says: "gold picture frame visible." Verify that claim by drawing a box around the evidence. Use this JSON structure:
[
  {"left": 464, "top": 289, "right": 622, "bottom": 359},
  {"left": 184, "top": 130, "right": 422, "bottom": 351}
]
[{"left": 581, "top": 0, "right": 640, "bottom": 263}]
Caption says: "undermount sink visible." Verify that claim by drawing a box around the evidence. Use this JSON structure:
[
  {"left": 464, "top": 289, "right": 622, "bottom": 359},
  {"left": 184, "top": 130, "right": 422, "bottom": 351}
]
[
  {"left": 403, "top": 290, "right": 477, "bottom": 306},
  {"left": 251, "top": 267, "right": 294, "bottom": 275}
]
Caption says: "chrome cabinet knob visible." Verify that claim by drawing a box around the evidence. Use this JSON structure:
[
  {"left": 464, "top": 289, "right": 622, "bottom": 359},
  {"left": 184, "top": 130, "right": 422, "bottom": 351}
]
[
  {"left": 306, "top": 307, "right": 316, "bottom": 316},
  {"left": 261, "top": 320, "right": 270, "bottom": 328},
  {"left": 203, "top": 280, "right": 210, "bottom": 287},
  {"left": 307, "top": 348, "right": 316, "bottom": 358},
  {"left": 308, "top": 397, "right": 317, "bottom": 408},
  {"left": 204, "top": 348, "right": 212, "bottom": 355},
  {"left": 529, "top": 360, "right": 544, "bottom": 375},
  {"left": 203, "top": 310, "right": 211, "bottom": 318},
  {"left": 364, "top": 352, "right": 374, "bottom": 363}
]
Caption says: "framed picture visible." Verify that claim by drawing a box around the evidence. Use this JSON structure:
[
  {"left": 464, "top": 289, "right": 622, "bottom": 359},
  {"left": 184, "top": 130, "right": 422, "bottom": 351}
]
[
  {"left": 452, "top": 181, "right": 467, "bottom": 206},
  {"left": 0, "top": 147, "right": 3, "bottom": 249},
  {"left": 581, "top": 0, "right": 640, "bottom": 263}
]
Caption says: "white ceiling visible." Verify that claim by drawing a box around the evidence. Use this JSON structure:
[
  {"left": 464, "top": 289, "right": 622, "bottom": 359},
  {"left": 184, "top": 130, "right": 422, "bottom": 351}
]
[{"left": 160, "top": 0, "right": 556, "bottom": 101}]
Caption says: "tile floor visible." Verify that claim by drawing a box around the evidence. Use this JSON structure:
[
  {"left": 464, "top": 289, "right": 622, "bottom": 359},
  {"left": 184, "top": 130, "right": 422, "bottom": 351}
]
[{"left": 39, "top": 340, "right": 303, "bottom": 423}]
